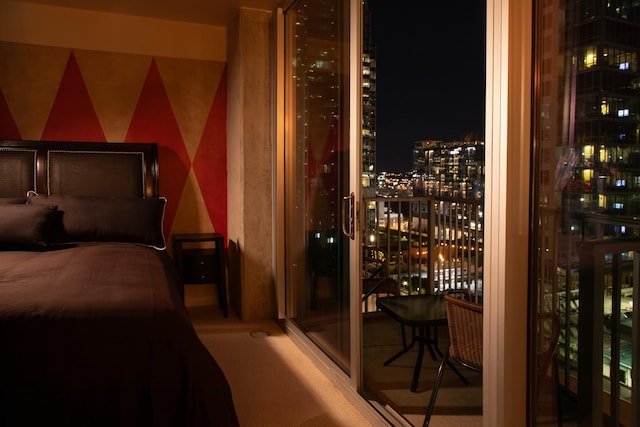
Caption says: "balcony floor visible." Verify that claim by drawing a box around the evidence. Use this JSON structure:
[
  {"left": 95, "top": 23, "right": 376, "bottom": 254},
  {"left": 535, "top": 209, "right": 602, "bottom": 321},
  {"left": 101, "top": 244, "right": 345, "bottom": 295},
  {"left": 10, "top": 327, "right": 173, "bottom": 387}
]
[{"left": 362, "top": 311, "right": 483, "bottom": 425}]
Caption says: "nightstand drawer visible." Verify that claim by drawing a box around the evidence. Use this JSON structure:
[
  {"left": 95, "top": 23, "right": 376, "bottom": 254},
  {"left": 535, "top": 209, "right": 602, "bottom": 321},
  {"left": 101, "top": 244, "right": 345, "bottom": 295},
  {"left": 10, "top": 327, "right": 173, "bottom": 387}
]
[{"left": 182, "top": 248, "right": 216, "bottom": 284}]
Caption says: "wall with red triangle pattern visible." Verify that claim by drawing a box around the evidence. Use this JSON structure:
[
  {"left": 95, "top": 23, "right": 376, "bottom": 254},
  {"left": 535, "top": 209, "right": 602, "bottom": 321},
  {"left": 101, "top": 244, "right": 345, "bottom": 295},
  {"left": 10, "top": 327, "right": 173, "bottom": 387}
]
[{"left": 0, "top": 41, "right": 227, "bottom": 244}]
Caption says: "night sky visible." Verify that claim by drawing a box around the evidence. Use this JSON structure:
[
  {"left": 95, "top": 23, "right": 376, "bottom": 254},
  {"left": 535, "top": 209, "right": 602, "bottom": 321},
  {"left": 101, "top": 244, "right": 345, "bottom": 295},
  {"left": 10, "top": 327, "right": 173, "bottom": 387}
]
[{"left": 367, "top": 1, "right": 487, "bottom": 172}]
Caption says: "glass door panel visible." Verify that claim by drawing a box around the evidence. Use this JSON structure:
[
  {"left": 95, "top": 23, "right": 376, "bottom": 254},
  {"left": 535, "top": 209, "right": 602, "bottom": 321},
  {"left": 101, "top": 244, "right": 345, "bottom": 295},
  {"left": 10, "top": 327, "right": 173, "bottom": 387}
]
[
  {"left": 531, "top": 1, "right": 639, "bottom": 425},
  {"left": 283, "top": 0, "right": 351, "bottom": 372}
]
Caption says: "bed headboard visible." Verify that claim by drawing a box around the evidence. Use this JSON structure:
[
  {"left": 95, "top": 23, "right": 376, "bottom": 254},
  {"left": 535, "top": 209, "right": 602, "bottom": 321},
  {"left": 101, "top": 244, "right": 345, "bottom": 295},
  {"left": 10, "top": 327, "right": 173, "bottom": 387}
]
[{"left": 0, "top": 140, "right": 159, "bottom": 198}]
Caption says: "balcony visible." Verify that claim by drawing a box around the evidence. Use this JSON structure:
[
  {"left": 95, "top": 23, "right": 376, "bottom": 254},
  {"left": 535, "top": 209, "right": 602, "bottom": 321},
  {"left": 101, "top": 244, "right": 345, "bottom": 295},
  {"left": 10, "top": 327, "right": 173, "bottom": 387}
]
[{"left": 361, "top": 194, "right": 484, "bottom": 422}]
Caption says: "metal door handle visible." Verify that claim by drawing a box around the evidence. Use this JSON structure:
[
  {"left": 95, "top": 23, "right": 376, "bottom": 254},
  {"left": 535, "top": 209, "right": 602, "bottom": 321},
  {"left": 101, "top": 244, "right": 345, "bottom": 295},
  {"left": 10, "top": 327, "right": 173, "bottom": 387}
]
[{"left": 342, "top": 192, "right": 355, "bottom": 240}]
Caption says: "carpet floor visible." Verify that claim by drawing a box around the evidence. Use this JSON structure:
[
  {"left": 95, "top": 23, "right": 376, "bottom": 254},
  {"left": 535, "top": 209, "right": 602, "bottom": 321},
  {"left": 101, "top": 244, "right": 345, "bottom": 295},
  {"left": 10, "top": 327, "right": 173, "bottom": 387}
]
[{"left": 190, "top": 306, "right": 373, "bottom": 426}]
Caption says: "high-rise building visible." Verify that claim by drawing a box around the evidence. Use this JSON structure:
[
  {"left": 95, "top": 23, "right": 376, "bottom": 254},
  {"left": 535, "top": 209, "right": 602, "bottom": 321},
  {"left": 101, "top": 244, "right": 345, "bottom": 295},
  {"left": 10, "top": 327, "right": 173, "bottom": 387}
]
[
  {"left": 412, "top": 139, "right": 484, "bottom": 199},
  {"left": 562, "top": 1, "right": 640, "bottom": 238},
  {"left": 362, "top": 2, "right": 377, "bottom": 194}
]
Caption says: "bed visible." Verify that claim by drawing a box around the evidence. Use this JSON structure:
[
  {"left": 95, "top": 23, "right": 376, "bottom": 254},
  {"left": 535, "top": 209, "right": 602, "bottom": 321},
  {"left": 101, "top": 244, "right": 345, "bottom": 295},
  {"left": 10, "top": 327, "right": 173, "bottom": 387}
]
[{"left": 0, "top": 140, "right": 239, "bottom": 426}]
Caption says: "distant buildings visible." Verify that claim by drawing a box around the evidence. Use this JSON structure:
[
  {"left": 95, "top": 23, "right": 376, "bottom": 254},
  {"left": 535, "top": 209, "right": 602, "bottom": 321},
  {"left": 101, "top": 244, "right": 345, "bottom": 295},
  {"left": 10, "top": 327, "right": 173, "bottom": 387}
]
[
  {"left": 412, "top": 139, "right": 485, "bottom": 199},
  {"left": 374, "top": 139, "right": 485, "bottom": 199},
  {"left": 375, "top": 171, "right": 413, "bottom": 197}
]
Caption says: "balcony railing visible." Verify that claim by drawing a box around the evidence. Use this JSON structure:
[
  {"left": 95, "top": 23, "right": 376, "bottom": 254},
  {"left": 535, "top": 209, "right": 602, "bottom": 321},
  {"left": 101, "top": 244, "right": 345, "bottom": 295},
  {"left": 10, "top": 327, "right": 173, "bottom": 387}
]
[
  {"left": 575, "top": 239, "right": 639, "bottom": 427},
  {"left": 362, "top": 195, "right": 484, "bottom": 304}
]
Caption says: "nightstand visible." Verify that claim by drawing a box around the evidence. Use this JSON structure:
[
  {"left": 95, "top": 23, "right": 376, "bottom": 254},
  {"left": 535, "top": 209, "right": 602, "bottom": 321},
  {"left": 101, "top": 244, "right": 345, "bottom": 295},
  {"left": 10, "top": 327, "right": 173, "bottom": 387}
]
[{"left": 173, "top": 233, "right": 228, "bottom": 317}]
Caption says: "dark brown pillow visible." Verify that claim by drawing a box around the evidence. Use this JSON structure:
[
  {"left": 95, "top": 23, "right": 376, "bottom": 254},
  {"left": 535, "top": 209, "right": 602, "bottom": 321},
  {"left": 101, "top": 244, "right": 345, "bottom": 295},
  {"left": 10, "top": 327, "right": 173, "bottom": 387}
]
[
  {"left": 27, "top": 194, "right": 166, "bottom": 249},
  {"left": 0, "top": 204, "right": 57, "bottom": 250},
  {"left": 0, "top": 197, "right": 27, "bottom": 204}
]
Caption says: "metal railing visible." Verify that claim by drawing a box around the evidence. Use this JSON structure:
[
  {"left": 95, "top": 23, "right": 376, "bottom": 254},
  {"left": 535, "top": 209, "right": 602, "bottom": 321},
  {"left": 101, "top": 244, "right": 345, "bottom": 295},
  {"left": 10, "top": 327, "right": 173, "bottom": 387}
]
[
  {"left": 362, "top": 195, "right": 484, "bottom": 304},
  {"left": 576, "top": 239, "right": 639, "bottom": 427}
]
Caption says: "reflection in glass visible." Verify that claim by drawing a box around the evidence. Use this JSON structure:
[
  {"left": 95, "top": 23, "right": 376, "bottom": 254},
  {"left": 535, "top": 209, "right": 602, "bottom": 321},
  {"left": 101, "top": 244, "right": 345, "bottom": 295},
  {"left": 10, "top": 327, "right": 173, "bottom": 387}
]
[
  {"left": 532, "top": 0, "right": 639, "bottom": 425},
  {"left": 283, "top": 0, "right": 351, "bottom": 372}
]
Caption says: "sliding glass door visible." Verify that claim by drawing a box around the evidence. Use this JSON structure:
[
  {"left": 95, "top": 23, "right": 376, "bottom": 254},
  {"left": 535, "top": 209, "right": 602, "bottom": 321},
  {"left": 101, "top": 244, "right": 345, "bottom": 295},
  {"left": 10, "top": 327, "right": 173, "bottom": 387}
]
[{"left": 282, "top": 0, "right": 353, "bottom": 373}]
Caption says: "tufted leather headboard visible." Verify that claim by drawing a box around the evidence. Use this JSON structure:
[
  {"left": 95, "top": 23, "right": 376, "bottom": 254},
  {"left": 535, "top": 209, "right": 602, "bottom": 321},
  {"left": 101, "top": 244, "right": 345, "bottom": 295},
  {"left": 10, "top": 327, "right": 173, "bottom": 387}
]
[{"left": 0, "top": 140, "right": 159, "bottom": 198}]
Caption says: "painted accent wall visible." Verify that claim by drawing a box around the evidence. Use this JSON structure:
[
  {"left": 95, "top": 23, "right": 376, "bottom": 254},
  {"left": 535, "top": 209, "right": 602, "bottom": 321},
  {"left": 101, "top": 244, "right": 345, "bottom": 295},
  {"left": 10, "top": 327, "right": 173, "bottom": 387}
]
[{"left": 0, "top": 2, "right": 228, "bottom": 244}]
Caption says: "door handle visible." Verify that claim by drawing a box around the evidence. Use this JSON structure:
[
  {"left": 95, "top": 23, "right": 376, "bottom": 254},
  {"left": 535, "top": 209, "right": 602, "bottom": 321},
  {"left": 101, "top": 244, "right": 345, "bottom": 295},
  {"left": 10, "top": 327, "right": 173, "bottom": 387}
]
[{"left": 342, "top": 192, "right": 355, "bottom": 240}]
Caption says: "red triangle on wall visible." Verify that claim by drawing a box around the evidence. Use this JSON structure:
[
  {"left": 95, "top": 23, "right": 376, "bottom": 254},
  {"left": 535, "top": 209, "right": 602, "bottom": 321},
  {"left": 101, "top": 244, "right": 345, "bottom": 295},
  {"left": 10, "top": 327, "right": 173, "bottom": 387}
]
[
  {"left": 0, "top": 90, "right": 21, "bottom": 140},
  {"left": 125, "top": 59, "right": 190, "bottom": 238},
  {"left": 41, "top": 52, "right": 105, "bottom": 142},
  {"left": 193, "top": 66, "right": 228, "bottom": 241}
]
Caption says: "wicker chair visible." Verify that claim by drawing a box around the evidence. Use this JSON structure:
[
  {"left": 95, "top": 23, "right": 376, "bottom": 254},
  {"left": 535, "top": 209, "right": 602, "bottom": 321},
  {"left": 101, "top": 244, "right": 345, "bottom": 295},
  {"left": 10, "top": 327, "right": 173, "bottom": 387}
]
[{"left": 423, "top": 291, "right": 483, "bottom": 426}]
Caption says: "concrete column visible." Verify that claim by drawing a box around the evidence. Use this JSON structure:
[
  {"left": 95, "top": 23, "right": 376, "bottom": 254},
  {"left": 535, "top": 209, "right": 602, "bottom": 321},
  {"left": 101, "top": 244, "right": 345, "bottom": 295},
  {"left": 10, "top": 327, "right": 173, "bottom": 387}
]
[{"left": 226, "top": 8, "right": 275, "bottom": 320}]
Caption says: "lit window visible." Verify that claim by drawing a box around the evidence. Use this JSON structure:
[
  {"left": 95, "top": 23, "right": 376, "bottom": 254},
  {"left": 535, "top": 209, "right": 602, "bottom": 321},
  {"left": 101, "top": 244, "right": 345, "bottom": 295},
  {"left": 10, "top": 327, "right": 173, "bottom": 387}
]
[
  {"left": 599, "top": 148, "right": 607, "bottom": 162},
  {"left": 584, "top": 48, "right": 597, "bottom": 68},
  {"left": 583, "top": 145, "right": 594, "bottom": 160},
  {"left": 619, "top": 62, "right": 630, "bottom": 70},
  {"left": 599, "top": 194, "right": 607, "bottom": 208},
  {"left": 617, "top": 109, "right": 630, "bottom": 117}
]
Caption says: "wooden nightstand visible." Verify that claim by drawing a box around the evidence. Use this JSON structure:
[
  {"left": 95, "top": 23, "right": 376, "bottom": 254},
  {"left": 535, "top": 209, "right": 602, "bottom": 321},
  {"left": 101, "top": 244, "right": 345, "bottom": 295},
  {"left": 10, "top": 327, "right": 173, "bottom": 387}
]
[{"left": 173, "top": 233, "right": 228, "bottom": 317}]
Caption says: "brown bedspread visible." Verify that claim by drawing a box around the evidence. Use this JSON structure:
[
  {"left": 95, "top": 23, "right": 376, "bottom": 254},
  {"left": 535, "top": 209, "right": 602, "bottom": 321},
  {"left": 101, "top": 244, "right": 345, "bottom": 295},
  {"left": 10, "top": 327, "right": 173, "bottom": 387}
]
[{"left": 0, "top": 243, "right": 238, "bottom": 427}]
